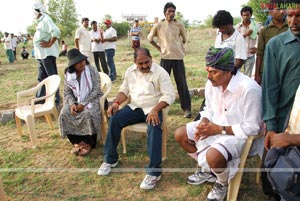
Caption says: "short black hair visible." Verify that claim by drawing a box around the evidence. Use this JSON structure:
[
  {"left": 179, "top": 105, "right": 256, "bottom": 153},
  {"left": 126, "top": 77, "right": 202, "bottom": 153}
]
[
  {"left": 212, "top": 10, "right": 233, "bottom": 28},
  {"left": 164, "top": 2, "right": 176, "bottom": 14},
  {"left": 81, "top": 17, "right": 89, "bottom": 24},
  {"left": 240, "top": 6, "right": 253, "bottom": 15},
  {"left": 90, "top": 20, "right": 97, "bottom": 26}
]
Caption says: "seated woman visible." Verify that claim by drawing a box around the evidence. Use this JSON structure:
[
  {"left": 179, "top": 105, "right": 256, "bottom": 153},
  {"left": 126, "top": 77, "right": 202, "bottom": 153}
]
[{"left": 59, "top": 48, "right": 103, "bottom": 156}]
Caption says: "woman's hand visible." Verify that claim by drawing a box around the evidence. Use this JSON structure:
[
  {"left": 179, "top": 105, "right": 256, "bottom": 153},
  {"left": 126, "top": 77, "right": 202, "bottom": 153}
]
[{"left": 71, "top": 104, "right": 78, "bottom": 115}]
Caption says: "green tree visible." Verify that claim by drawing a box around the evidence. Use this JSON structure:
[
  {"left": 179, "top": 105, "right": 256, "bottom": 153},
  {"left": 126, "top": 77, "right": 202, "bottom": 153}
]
[
  {"left": 247, "top": 0, "right": 269, "bottom": 22},
  {"left": 175, "top": 11, "right": 189, "bottom": 28},
  {"left": 48, "top": 0, "right": 78, "bottom": 37}
]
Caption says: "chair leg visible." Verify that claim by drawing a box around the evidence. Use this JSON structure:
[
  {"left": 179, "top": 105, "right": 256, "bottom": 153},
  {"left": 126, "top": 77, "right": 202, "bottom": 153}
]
[
  {"left": 15, "top": 115, "right": 23, "bottom": 136},
  {"left": 256, "top": 156, "right": 262, "bottom": 185},
  {"left": 26, "top": 115, "right": 38, "bottom": 148},
  {"left": 52, "top": 107, "right": 58, "bottom": 120},
  {"left": 121, "top": 129, "right": 127, "bottom": 154},
  {"left": 45, "top": 114, "right": 54, "bottom": 129}
]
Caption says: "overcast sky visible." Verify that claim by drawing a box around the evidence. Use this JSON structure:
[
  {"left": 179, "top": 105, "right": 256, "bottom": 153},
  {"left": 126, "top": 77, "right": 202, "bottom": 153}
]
[{"left": 1, "top": 0, "right": 248, "bottom": 34}]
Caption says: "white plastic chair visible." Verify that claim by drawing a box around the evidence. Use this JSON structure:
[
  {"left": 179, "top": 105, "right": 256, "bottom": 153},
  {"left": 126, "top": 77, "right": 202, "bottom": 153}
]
[
  {"left": 15, "top": 75, "right": 61, "bottom": 148},
  {"left": 99, "top": 72, "right": 112, "bottom": 144},
  {"left": 120, "top": 98, "right": 169, "bottom": 161}
]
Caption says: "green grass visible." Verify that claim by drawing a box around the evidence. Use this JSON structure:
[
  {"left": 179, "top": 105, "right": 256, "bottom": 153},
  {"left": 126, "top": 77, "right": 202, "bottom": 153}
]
[{"left": 0, "top": 28, "right": 267, "bottom": 200}]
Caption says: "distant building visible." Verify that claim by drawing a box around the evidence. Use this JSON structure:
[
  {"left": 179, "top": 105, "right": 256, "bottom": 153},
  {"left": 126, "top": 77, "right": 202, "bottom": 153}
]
[{"left": 121, "top": 14, "right": 148, "bottom": 23}]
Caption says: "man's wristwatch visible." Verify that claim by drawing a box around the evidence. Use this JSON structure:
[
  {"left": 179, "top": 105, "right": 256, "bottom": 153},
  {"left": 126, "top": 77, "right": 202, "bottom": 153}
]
[{"left": 222, "top": 126, "right": 226, "bottom": 135}]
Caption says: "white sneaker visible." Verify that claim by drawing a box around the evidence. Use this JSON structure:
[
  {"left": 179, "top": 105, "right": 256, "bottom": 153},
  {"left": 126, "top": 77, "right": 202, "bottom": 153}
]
[
  {"left": 187, "top": 170, "right": 217, "bottom": 185},
  {"left": 140, "top": 174, "right": 161, "bottom": 190},
  {"left": 97, "top": 161, "right": 118, "bottom": 176},
  {"left": 206, "top": 181, "right": 228, "bottom": 201}
]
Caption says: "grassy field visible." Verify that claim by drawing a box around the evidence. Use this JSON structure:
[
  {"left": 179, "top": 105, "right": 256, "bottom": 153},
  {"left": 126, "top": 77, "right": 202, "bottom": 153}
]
[{"left": 0, "top": 28, "right": 267, "bottom": 200}]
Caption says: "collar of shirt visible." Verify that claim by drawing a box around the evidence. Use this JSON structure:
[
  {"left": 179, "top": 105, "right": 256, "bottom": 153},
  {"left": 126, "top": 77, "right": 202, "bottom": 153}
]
[{"left": 283, "top": 29, "right": 300, "bottom": 44}]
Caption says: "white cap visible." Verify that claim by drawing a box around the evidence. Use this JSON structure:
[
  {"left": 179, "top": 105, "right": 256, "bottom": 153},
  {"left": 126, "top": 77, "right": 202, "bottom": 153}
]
[{"left": 33, "top": 2, "right": 46, "bottom": 13}]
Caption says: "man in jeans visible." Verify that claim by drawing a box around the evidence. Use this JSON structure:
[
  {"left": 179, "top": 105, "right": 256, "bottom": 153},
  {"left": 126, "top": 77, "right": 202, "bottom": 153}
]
[
  {"left": 102, "top": 19, "right": 117, "bottom": 81},
  {"left": 90, "top": 20, "right": 109, "bottom": 74},
  {"left": 97, "top": 48, "right": 175, "bottom": 190},
  {"left": 174, "top": 47, "right": 262, "bottom": 201}
]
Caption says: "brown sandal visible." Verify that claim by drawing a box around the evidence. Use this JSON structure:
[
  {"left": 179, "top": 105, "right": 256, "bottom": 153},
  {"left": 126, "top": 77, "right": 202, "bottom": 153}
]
[
  {"left": 78, "top": 142, "right": 91, "bottom": 156},
  {"left": 70, "top": 144, "right": 80, "bottom": 155}
]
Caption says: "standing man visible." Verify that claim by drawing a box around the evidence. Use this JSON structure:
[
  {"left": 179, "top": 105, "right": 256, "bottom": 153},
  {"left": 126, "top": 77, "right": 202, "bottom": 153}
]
[
  {"left": 74, "top": 17, "right": 94, "bottom": 64},
  {"left": 90, "top": 20, "right": 109, "bottom": 74},
  {"left": 262, "top": 1, "right": 300, "bottom": 200},
  {"left": 254, "top": 0, "right": 288, "bottom": 85},
  {"left": 11, "top": 33, "right": 18, "bottom": 61},
  {"left": 102, "top": 19, "right": 117, "bottom": 81},
  {"left": 1, "top": 32, "right": 14, "bottom": 63},
  {"left": 213, "top": 10, "right": 247, "bottom": 69},
  {"left": 174, "top": 47, "right": 262, "bottom": 201},
  {"left": 33, "top": 2, "right": 61, "bottom": 104},
  {"left": 130, "top": 19, "right": 142, "bottom": 50},
  {"left": 236, "top": 6, "right": 259, "bottom": 77},
  {"left": 97, "top": 48, "right": 176, "bottom": 190},
  {"left": 147, "top": 2, "right": 192, "bottom": 118}
]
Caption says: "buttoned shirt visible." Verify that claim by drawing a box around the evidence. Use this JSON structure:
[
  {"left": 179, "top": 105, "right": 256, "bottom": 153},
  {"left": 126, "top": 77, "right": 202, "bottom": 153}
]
[
  {"left": 33, "top": 14, "right": 60, "bottom": 59},
  {"left": 75, "top": 25, "right": 92, "bottom": 52},
  {"left": 215, "top": 29, "right": 247, "bottom": 60},
  {"left": 201, "top": 71, "right": 262, "bottom": 139},
  {"left": 90, "top": 29, "right": 105, "bottom": 52},
  {"left": 147, "top": 19, "right": 186, "bottom": 60},
  {"left": 256, "top": 21, "right": 288, "bottom": 57},
  {"left": 286, "top": 85, "right": 300, "bottom": 134},
  {"left": 262, "top": 29, "right": 300, "bottom": 132},
  {"left": 236, "top": 20, "right": 258, "bottom": 57},
  {"left": 119, "top": 62, "right": 176, "bottom": 114},
  {"left": 103, "top": 27, "right": 117, "bottom": 50},
  {"left": 1, "top": 36, "right": 12, "bottom": 50}
]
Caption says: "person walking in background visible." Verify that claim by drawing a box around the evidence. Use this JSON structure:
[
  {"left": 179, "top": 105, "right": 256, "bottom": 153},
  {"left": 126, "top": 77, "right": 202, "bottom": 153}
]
[
  {"left": 236, "top": 6, "right": 259, "bottom": 77},
  {"left": 130, "top": 19, "right": 142, "bottom": 50},
  {"left": 20, "top": 46, "right": 29, "bottom": 60},
  {"left": 59, "top": 40, "right": 67, "bottom": 57},
  {"left": 254, "top": 0, "right": 288, "bottom": 85},
  {"left": 147, "top": 2, "right": 192, "bottom": 118},
  {"left": 213, "top": 10, "right": 247, "bottom": 69},
  {"left": 261, "top": 1, "right": 300, "bottom": 200},
  {"left": 32, "top": 2, "right": 61, "bottom": 105},
  {"left": 1, "top": 32, "right": 14, "bottom": 63},
  {"left": 11, "top": 33, "right": 18, "bottom": 61},
  {"left": 97, "top": 47, "right": 176, "bottom": 190},
  {"left": 174, "top": 47, "right": 262, "bottom": 201},
  {"left": 90, "top": 20, "right": 109, "bottom": 74},
  {"left": 74, "top": 17, "right": 94, "bottom": 64},
  {"left": 102, "top": 19, "right": 117, "bottom": 81}
]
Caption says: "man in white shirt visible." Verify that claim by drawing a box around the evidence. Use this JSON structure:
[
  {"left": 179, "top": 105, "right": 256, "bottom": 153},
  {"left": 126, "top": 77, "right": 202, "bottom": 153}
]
[
  {"left": 174, "top": 47, "right": 262, "bottom": 201},
  {"left": 97, "top": 47, "right": 176, "bottom": 190},
  {"left": 101, "top": 19, "right": 117, "bottom": 81},
  {"left": 11, "top": 33, "right": 18, "bottom": 61},
  {"left": 1, "top": 32, "right": 14, "bottom": 63},
  {"left": 213, "top": 10, "right": 247, "bottom": 69},
  {"left": 90, "top": 20, "right": 109, "bottom": 74},
  {"left": 74, "top": 17, "right": 93, "bottom": 64}
]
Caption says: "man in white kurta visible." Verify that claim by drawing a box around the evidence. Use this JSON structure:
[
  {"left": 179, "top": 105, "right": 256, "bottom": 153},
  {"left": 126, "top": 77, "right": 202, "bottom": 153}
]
[{"left": 174, "top": 47, "right": 262, "bottom": 201}]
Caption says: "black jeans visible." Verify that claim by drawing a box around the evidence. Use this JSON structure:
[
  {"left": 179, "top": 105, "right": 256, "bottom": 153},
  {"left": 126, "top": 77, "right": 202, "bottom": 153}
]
[
  {"left": 36, "top": 56, "right": 60, "bottom": 103},
  {"left": 160, "top": 59, "right": 191, "bottom": 111},
  {"left": 93, "top": 51, "right": 109, "bottom": 74}
]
